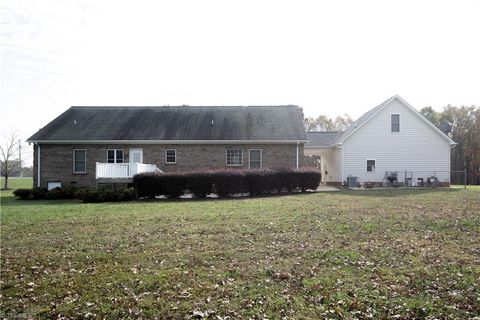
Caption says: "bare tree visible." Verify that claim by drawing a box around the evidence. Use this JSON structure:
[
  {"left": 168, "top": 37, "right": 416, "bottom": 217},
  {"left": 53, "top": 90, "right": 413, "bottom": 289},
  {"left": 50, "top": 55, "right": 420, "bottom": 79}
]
[
  {"left": 304, "top": 117, "right": 318, "bottom": 131},
  {"left": 333, "top": 114, "right": 354, "bottom": 131},
  {"left": 419, "top": 105, "right": 480, "bottom": 184},
  {"left": 1, "top": 131, "right": 21, "bottom": 189},
  {"left": 305, "top": 114, "right": 354, "bottom": 132}
]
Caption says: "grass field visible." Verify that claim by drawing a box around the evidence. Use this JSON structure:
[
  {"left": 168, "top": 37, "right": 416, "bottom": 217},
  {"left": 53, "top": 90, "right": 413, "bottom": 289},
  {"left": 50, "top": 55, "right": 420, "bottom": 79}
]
[{"left": 1, "top": 178, "right": 479, "bottom": 319}]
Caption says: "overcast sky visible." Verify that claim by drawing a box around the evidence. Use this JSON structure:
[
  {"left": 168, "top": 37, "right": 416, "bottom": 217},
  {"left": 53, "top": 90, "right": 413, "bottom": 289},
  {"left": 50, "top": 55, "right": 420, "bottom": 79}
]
[{"left": 1, "top": 0, "right": 479, "bottom": 146}]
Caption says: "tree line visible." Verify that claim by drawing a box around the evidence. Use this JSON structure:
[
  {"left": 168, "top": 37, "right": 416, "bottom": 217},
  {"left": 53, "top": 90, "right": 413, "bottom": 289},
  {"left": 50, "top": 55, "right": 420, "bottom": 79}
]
[
  {"left": 419, "top": 105, "right": 480, "bottom": 184},
  {"left": 304, "top": 114, "right": 354, "bottom": 132}
]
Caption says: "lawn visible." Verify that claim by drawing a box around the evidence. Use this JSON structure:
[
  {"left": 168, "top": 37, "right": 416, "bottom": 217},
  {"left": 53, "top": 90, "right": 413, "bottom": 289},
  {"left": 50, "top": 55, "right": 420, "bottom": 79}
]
[{"left": 1, "top": 179, "right": 479, "bottom": 319}]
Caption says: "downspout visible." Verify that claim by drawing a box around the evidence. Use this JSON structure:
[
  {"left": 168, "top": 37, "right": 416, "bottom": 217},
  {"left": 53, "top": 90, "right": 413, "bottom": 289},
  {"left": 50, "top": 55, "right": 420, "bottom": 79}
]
[
  {"left": 296, "top": 141, "right": 299, "bottom": 170},
  {"left": 338, "top": 144, "right": 344, "bottom": 186},
  {"left": 36, "top": 143, "right": 41, "bottom": 187},
  {"left": 341, "top": 147, "right": 344, "bottom": 185}
]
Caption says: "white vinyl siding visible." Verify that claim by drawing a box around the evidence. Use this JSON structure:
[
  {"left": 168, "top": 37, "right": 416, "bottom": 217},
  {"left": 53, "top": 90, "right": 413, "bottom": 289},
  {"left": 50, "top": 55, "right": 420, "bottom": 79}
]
[
  {"left": 304, "top": 147, "right": 342, "bottom": 183},
  {"left": 226, "top": 149, "right": 243, "bottom": 166},
  {"left": 342, "top": 99, "right": 451, "bottom": 184}
]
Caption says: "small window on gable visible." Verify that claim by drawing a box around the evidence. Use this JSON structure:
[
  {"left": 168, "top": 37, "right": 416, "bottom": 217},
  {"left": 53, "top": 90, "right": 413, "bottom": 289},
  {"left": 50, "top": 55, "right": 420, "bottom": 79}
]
[
  {"left": 226, "top": 149, "right": 243, "bottom": 166},
  {"left": 165, "top": 149, "right": 176, "bottom": 164},
  {"left": 367, "top": 159, "right": 376, "bottom": 172},
  {"left": 391, "top": 114, "right": 400, "bottom": 132},
  {"left": 107, "top": 149, "right": 124, "bottom": 163},
  {"left": 73, "top": 149, "right": 86, "bottom": 173}
]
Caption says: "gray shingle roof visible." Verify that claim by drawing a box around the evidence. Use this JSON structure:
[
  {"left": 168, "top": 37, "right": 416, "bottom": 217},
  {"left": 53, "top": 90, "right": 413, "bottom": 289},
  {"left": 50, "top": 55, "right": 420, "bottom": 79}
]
[
  {"left": 28, "top": 106, "right": 307, "bottom": 142},
  {"left": 306, "top": 132, "right": 343, "bottom": 147}
]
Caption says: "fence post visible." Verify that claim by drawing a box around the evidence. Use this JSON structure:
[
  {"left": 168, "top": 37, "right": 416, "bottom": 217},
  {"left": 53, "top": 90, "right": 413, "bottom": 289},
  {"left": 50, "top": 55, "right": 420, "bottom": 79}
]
[{"left": 464, "top": 169, "right": 467, "bottom": 190}]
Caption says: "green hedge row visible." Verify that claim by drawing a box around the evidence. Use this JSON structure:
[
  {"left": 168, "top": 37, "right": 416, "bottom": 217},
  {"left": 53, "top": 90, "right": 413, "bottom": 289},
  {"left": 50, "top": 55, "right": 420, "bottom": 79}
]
[
  {"left": 133, "top": 168, "right": 321, "bottom": 198},
  {"left": 13, "top": 168, "right": 321, "bottom": 202},
  {"left": 13, "top": 187, "right": 136, "bottom": 203}
]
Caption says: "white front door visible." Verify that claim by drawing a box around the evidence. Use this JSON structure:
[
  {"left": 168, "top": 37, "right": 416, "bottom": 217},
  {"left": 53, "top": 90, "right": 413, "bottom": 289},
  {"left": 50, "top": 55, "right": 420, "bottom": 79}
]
[{"left": 129, "top": 148, "right": 143, "bottom": 164}]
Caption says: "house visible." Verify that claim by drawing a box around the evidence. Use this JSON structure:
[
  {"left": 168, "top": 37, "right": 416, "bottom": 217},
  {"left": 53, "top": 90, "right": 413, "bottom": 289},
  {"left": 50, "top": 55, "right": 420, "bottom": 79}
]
[
  {"left": 305, "top": 95, "right": 456, "bottom": 186},
  {"left": 27, "top": 106, "right": 307, "bottom": 189}
]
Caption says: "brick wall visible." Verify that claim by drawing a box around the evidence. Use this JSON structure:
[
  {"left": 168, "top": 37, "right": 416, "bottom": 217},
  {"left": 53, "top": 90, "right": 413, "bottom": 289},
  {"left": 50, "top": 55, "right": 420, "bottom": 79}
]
[{"left": 33, "top": 143, "right": 305, "bottom": 188}]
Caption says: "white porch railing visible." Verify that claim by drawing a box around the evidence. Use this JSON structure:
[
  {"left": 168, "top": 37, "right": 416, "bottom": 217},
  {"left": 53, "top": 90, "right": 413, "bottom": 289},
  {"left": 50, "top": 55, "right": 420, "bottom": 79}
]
[{"left": 95, "top": 162, "right": 161, "bottom": 179}]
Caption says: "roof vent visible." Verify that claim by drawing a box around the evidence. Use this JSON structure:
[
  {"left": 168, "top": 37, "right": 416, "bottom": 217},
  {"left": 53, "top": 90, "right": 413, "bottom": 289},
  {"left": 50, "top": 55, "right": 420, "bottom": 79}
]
[{"left": 73, "top": 120, "right": 78, "bottom": 126}]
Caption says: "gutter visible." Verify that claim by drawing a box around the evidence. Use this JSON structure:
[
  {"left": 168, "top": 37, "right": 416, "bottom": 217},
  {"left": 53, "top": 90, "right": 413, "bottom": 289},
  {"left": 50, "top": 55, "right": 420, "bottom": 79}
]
[
  {"left": 304, "top": 145, "right": 334, "bottom": 149},
  {"left": 296, "top": 141, "right": 299, "bottom": 170},
  {"left": 35, "top": 143, "right": 40, "bottom": 187},
  {"left": 26, "top": 139, "right": 309, "bottom": 145}
]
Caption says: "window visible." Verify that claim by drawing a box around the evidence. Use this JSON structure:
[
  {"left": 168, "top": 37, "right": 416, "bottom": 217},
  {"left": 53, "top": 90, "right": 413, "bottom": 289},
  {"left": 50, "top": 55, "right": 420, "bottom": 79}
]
[
  {"left": 47, "top": 181, "right": 61, "bottom": 191},
  {"left": 367, "top": 159, "right": 376, "bottom": 172},
  {"left": 391, "top": 114, "right": 400, "bottom": 132},
  {"left": 226, "top": 149, "right": 243, "bottom": 166},
  {"left": 73, "top": 149, "right": 86, "bottom": 173},
  {"left": 107, "top": 149, "right": 124, "bottom": 163},
  {"left": 165, "top": 149, "right": 176, "bottom": 164},
  {"left": 249, "top": 149, "right": 262, "bottom": 168}
]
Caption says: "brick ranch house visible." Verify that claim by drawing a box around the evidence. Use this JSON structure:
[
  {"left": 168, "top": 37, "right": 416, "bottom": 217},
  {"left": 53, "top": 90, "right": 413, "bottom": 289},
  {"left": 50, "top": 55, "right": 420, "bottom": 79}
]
[{"left": 27, "top": 106, "right": 307, "bottom": 189}]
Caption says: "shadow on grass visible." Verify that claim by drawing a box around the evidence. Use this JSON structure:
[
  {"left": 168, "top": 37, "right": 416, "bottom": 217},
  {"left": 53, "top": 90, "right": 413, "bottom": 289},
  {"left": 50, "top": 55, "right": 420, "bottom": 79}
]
[
  {"left": 338, "top": 187, "right": 463, "bottom": 198},
  {"left": 0, "top": 195, "right": 83, "bottom": 207},
  {"left": 1, "top": 190, "right": 318, "bottom": 207},
  {"left": 2, "top": 187, "right": 470, "bottom": 207},
  {"left": 133, "top": 190, "right": 317, "bottom": 203}
]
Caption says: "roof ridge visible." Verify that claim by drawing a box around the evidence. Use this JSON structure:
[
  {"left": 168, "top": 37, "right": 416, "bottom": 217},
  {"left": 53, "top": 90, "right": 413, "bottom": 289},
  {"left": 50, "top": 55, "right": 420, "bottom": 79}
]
[{"left": 69, "top": 105, "right": 300, "bottom": 109}]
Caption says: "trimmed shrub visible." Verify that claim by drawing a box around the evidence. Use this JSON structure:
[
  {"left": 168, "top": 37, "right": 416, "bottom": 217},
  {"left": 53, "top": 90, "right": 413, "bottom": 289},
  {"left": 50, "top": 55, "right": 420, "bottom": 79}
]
[
  {"left": 133, "top": 173, "right": 166, "bottom": 198},
  {"left": 187, "top": 171, "right": 213, "bottom": 198},
  {"left": 13, "top": 188, "right": 32, "bottom": 200},
  {"left": 46, "top": 187, "right": 78, "bottom": 200},
  {"left": 12, "top": 186, "right": 136, "bottom": 203},
  {"left": 211, "top": 170, "right": 248, "bottom": 197},
  {"left": 46, "top": 187, "right": 66, "bottom": 200},
  {"left": 161, "top": 174, "right": 187, "bottom": 198},
  {"left": 77, "top": 188, "right": 137, "bottom": 203},
  {"left": 296, "top": 168, "right": 322, "bottom": 191},
  {"left": 118, "top": 188, "right": 136, "bottom": 201},
  {"left": 133, "top": 172, "right": 189, "bottom": 198},
  {"left": 75, "top": 189, "right": 98, "bottom": 203},
  {"left": 132, "top": 168, "right": 321, "bottom": 199},
  {"left": 31, "top": 187, "right": 47, "bottom": 199},
  {"left": 275, "top": 170, "right": 297, "bottom": 192},
  {"left": 245, "top": 169, "right": 280, "bottom": 195}
]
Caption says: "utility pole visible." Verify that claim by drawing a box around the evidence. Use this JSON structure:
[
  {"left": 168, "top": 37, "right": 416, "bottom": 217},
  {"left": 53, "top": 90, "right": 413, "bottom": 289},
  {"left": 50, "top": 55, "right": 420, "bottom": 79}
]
[{"left": 18, "top": 139, "right": 22, "bottom": 178}]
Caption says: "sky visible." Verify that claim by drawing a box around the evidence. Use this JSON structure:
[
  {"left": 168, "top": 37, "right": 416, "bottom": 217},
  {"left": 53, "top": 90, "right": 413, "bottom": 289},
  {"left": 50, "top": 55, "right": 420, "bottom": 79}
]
[{"left": 1, "top": 0, "right": 479, "bottom": 153}]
